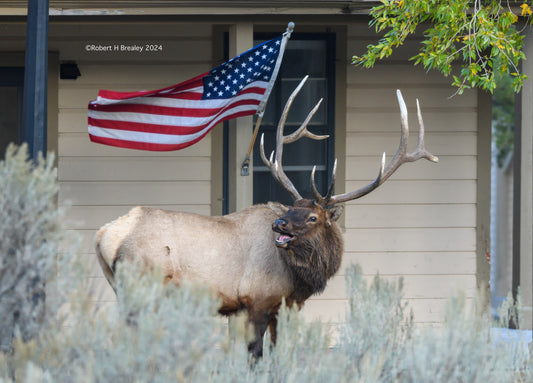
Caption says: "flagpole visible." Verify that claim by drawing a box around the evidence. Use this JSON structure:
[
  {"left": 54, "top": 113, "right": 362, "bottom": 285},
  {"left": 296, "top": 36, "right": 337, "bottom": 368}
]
[{"left": 241, "top": 22, "right": 294, "bottom": 176}]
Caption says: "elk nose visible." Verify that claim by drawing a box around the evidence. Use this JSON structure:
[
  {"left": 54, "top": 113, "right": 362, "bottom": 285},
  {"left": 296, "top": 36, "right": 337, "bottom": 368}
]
[{"left": 274, "top": 218, "right": 287, "bottom": 229}]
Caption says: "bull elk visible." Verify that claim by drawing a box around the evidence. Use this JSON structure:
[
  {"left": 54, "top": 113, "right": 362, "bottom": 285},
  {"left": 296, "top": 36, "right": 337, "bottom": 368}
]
[{"left": 94, "top": 77, "right": 438, "bottom": 358}]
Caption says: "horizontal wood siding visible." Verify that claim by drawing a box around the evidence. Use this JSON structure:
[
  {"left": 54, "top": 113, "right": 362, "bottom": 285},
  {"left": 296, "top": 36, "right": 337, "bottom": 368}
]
[
  {"left": 304, "top": 24, "right": 479, "bottom": 325},
  {"left": 55, "top": 22, "right": 213, "bottom": 302}
]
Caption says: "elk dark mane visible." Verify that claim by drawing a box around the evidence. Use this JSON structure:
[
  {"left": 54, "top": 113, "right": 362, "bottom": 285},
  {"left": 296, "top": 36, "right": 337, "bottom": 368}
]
[{"left": 280, "top": 201, "right": 343, "bottom": 302}]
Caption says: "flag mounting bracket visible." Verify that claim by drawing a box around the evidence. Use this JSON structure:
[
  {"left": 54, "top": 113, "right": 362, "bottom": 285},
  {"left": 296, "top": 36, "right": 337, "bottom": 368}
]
[{"left": 240, "top": 159, "right": 250, "bottom": 176}]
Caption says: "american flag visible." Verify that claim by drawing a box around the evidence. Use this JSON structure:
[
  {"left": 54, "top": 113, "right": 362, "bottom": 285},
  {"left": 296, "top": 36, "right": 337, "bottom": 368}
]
[{"left": 88, "top": 35, "right": 285, "bottom": 151}]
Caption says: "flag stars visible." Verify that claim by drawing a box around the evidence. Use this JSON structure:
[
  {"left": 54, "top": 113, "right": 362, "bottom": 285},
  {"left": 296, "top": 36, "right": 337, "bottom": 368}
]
[{"left": 202, "top": 35, "right": 282, "bottom": 100}]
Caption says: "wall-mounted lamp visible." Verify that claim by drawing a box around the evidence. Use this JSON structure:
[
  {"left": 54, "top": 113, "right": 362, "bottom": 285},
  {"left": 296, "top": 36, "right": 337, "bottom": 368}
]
[{"left": 60, "top": 62, "right": 81, "bottom": 80}]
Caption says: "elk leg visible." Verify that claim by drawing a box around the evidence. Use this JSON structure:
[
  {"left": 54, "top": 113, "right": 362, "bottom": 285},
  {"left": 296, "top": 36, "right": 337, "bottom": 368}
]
[
  {"left": 247, "top": 312, "right": 270, "bottom": 359},
  {"left": 268, "top": 314, "right": 278, "bottom": 345}
]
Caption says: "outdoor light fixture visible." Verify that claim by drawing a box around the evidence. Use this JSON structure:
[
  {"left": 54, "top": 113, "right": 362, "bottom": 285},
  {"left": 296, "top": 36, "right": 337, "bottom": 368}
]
[{"left": 60, "top": 62, "right": 81, "bottom": 80}]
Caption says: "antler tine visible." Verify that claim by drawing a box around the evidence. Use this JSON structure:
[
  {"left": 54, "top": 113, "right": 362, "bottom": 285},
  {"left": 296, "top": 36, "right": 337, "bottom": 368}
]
[
  {"left": 284, "top": 98, "right": 329, "bottom": 144},
  {"left": 310, "top": 166, "right": 323, "bottom": 202},
  {"left": 311, "top": 159, "right": 338, "bottom": 205},
  {"left": 275, "top": 75, "right": 310, "bottom": 163},
  {"left": 414, "top": 99, "right": 439, "bottom": 163},
  {"left": 259, "top": 133, "right": 271, "bottom": 170},
  {"left": 325, "top": 158, "right": 338, "bottom": 202},
  {"left": 326, "top": 90, "right": 438, "bottom": 207}
]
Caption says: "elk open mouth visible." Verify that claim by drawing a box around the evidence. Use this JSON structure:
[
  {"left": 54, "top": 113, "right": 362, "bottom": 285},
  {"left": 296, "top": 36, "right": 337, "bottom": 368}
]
[
  {"left": 273, "top": 226, "right": 295, "bottom": 248},
  {"left": 275, "top": 233, "right": 294, "bottom": 247}
]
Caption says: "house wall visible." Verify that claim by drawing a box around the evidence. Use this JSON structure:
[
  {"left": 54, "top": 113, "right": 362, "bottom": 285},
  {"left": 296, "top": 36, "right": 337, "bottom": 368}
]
[{"left": 0, "top": 16, "right": 485, "bottom": 327}]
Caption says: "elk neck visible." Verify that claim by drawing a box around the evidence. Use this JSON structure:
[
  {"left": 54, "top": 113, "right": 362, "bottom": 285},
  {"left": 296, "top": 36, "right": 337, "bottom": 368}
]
[{"left": 278, "top": 201, "right": 344, "bottom": 302}]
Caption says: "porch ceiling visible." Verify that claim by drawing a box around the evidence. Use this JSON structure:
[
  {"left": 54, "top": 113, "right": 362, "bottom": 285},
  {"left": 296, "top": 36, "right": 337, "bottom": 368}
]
[{"left": 1, "top": 0, "right": 381, "bottom": 16}]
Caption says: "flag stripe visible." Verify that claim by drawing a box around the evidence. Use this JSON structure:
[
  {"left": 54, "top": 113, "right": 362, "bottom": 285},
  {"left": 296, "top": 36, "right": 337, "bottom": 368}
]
[
  {"left": 95, "top": 74, "right": 206, "bottom": 101},
  {"left": 89, "top": 98, "right": 261, "bottom": 122},
  {"left": 89, "top": 135, "right": 208, "bottom": 151},
  {"left": 89, "top": 85, "right": 266, "bottom": 112},
  {"left": 89, "top": 109, "right": 257, "bottom": 151},
  {"left": 88, "top": 101, "right": 260, "bottom": 135}
]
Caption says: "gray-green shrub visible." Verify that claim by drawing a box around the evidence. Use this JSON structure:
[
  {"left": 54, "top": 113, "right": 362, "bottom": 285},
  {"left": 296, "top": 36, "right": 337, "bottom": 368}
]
[
  {"left": 0, "top": 144, "right": 65, "bottom": 353},
  {"left": 0, "top": 144, "right": 530, "bottom": 382}
]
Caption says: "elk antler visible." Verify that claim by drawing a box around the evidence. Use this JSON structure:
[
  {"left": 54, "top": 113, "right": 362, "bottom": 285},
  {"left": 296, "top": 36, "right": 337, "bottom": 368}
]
[
  {"left": 318, "top": 89, "right": 439, "bottom": 207},
  {"left": 260, "top": 75, "right": 329, "bottom": 201}
]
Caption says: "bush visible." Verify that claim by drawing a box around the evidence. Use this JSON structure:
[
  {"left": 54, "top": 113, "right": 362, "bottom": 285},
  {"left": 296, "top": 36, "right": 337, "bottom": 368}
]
[
  {"left": 0, "top": 144, "right": 530, "bottom": 382},
  {"left": 0, "top": 144, "right": 66, "bottom": 353}
]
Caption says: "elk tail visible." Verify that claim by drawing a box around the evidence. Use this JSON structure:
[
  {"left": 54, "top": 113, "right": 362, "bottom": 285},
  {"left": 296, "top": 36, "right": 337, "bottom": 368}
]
[{"left": 94, "top": 230, "right": 117, "bottom": 294}]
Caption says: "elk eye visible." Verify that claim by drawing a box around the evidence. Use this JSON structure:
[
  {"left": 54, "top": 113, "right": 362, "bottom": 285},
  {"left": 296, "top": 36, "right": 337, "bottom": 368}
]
[{"left": 307, "top": 216, "right": 317, "bottom": 223}]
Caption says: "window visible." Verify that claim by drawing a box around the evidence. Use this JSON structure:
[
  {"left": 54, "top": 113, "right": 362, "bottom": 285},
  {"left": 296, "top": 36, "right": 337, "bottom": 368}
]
[
  {"left": 252, "top": 33, "right": 335, "bottom": 205},
  {"left": 0, "top": 67, "right": 24, "bottom": 158}
]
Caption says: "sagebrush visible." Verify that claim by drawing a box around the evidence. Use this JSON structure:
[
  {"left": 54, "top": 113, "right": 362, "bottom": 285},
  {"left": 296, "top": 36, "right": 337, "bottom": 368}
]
[{"left": 0, "top": 144, "right": 530, "bottom": 382}]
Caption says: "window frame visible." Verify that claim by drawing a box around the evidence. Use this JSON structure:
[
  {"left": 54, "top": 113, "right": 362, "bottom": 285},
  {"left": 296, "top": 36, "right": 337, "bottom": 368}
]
[{"left": 0, "top": 67, "right": 24, "bottom": 158}]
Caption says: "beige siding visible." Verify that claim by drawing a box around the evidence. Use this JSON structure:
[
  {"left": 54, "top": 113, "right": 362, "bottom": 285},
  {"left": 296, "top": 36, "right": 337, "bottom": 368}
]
[
  {"left": 306, "top": 24, "right": 480, "bottom": 325},
  {"left": 54, "top": 22, "right": 214, "bottom": 301}
]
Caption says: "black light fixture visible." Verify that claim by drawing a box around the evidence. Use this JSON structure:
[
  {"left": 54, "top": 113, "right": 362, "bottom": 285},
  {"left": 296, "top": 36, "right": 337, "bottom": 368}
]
[{"left": 60, "top": 62, "right": 81, "bottom": 80}]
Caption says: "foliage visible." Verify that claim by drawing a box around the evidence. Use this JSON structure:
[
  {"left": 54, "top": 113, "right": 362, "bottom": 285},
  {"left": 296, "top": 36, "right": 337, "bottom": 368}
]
[
  {"left": 0, "top": 143, "right": 530, "bottom": 382},
  {"left": 353, "top": 0, "right": 532, "bottom": 94},
  {"left": 0, "top": 144, "right": 76, "bottom": 354},
  {"left": 2, "top": 264, "right": 530, "bottom": 382}
]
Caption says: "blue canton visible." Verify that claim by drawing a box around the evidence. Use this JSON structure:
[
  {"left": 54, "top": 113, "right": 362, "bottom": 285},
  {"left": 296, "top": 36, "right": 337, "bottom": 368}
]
[{"left": 202, "top": 36, "right": 283, "bottom": 100}]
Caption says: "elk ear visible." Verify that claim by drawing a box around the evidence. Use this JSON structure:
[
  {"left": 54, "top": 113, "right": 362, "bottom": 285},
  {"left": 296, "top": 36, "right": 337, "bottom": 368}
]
[
  {"left": 267, "top": 201, "right": 289, "bottom": 216},
  {"left": 328, "top": 205, "right": 344, "bottom": 222}
]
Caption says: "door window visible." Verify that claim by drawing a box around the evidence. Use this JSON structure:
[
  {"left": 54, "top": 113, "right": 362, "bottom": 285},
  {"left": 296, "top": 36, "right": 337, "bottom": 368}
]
[{"left": 252, "top": 34, "right": 335, "bottom": 205}]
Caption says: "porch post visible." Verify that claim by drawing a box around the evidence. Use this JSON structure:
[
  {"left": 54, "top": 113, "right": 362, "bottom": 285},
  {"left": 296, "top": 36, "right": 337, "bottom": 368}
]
[
  {"left": 515, "top": 31, "right": 533, "bottom": 330},
  {"left": 227, "top": 23, "right": 254, "bottom": 213},
  {"left": 22, "top": 0, "right": 49, "bottom": 160}
]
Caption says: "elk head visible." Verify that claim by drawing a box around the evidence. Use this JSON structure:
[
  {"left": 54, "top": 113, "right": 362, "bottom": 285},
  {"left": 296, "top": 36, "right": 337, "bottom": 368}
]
[{"left": 260, "top": 75, "right": 439, "bottom": 252}]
